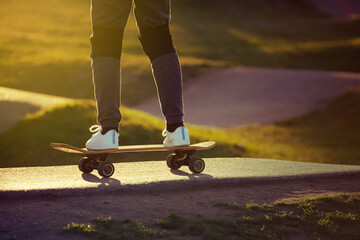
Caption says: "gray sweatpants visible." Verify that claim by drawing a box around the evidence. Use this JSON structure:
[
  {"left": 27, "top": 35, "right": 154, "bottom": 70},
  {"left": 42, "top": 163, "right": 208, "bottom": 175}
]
[{"left": 91, "top": 0, "right": 184, "bottom": 128}]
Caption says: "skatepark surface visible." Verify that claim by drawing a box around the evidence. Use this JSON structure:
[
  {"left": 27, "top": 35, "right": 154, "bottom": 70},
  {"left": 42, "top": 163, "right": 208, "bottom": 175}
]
[
  {"left": 1, "top": 158, "right": 360, "bottom": 240},
  {"left": 0, "top": 86, "right": 72, "bottom": 133},
  {"left": 1, "top": 158, "right": 360, "bottom": 195},
  {"left": 135, "top": 67, "right": 360, "bottom": 127}
]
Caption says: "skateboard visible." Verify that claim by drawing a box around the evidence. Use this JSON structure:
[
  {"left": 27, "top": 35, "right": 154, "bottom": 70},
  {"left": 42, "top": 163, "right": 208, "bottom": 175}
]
[{"left": 50, "top": 141, "right": 216, "bottom": 178}]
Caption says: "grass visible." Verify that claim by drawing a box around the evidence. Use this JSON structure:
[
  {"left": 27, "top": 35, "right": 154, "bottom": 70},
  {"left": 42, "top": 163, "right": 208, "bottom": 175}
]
[
  {"left": 4, "top": 236, "right": 17, "bottom": 240},
  {"left": 63, "top": 218, "right": 161, "bottom": 240},
  {"left": 233, "top": 87, "right": 360, "bottom": 165},
  {"left": 0, "top": 100, "right": 243, "bottom": 167},
  {"left": 1, "top": 87, "right": 360, "bottom": 167},
  {"left": 63, "top": 193, "right": 360, "bottom": 240},
  {"left": 0, "top": 0, "right": 360, "bottom": 105}
]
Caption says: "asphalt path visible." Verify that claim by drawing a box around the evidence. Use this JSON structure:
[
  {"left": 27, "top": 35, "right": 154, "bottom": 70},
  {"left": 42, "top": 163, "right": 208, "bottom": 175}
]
[
  {"left": 135, "top": 67, "right": 360, "bottom": 128},
  {"left": 1, "top": 158, "right": 360, "bottom": 197},
  {"left": 0, "top": 86, "right": 71, "bottom": 109},
  {"left": 0, "top": 86, "right": 72, "bottom": 133}
]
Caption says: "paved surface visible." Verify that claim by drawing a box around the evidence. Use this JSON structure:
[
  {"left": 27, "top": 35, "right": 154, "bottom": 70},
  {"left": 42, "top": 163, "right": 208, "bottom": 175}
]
[
  {"left": 135, "top": 67, "right": 360, "bottom": 128},
  {"left": 0, "top": 86, "right": 72, "bottom": 133},
  {"left": 1, "top": 158, "right": 360, "bottom": 197},
  {"left": 0, "top": 86, "right": 71, "bottom": 108}
]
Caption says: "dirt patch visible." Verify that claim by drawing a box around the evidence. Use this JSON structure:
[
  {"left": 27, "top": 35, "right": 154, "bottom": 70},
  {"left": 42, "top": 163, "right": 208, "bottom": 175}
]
[{"left": 1, "top": 174, "right": 359, "bottom": 239}]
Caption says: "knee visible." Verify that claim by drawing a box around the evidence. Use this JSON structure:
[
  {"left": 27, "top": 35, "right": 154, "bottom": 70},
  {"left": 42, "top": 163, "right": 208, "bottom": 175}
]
[
  {"left": 138, "top": 24, "right": 176, "bottom": 62},
  {"left": 90, "top": 26, "right": 124, "bottom": 59}
]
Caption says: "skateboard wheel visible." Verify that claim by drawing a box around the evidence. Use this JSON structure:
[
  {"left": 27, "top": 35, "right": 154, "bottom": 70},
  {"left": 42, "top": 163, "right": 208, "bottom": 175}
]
[
  {"left": 166, "top": 153, "right": 181, "bottom": 170},
  {"left": 78, "top": 157, "right": 93, "bottom": 173},
  {"left": 188, "top": 157, "right": 205, "bottom": 173},
  {"left": 98, "top": 161, "right": 115, "bottom": 178}
]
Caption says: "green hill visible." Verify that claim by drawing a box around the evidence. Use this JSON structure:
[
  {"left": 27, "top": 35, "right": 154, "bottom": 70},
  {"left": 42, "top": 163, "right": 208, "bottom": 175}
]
[
  {"left": 1, "top": 88, "right": 359, "bottom": 167},
  {"left": 234, "top": 87, "right": 360, "bottom": 165}
]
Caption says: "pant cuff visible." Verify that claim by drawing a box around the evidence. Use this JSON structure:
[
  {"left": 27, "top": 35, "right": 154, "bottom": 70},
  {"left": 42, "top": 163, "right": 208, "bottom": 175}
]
[
  {"left": 100, "top": 120, "right": 120, "bottom": 129},
  {"left": 165, "top": 116, "right": 184, "bottom": 125}
]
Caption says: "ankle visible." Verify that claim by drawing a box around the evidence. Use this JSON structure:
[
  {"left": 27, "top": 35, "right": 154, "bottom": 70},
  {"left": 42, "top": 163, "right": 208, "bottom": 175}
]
[
  {"left": 101, "top": 127, "right": 118, "bottom": 135},
  {"left": 167, "top": 122, "right": 184, "bottom": 132}
]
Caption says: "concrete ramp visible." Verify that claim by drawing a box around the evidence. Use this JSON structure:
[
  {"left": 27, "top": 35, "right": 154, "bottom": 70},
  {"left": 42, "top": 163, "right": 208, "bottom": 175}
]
[
  {"left": 134, "top": 67, "right": 360, "bottom": 128},
  {"left": 1, "top": 158, "right": 360, "bottom": 197}
]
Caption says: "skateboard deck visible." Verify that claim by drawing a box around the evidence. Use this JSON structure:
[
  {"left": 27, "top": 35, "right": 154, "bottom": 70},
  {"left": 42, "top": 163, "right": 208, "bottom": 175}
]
[
  {"left": 50, "top": 141, "right": 216, "bottom": 178},
  {"left": 50, "top": 141, "right": 216, "bottom": 155}
]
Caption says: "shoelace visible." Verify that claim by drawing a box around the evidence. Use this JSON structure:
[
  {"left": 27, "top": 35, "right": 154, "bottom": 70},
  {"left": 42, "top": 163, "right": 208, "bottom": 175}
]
[{"left": 89, "top": 124, "right": 101, "bottom": 133}]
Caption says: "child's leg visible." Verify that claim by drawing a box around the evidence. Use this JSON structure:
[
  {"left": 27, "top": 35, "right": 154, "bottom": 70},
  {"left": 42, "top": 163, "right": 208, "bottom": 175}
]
[
  {"left": 90, "top": 0, "right": 132, "bottom": 130},
  {"left": 151, "top": 52, "right": 184, "bottom": 129},
  {"left": 134, "top": 0, "right": 184, "bottom": 130},
  {"left": 91, "top": 57, "right": 121, "bottom": 130}
]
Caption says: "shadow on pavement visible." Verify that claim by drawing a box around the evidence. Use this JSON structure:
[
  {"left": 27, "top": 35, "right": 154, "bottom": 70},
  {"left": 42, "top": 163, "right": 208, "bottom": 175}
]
[
  {"left": 82, "top": 173, "right": 121, "bottom": 187},
  {"left": 170, "top": 169, "right": 213, "bottom": 180}
]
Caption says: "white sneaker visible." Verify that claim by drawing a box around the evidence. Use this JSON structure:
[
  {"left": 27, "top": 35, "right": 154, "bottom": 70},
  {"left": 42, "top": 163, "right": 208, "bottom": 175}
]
[
  {"left": 85, "top": 125, "right": 119, "bottom": 150},
  {"left": 162, "top": 126, "right": 190, "bottom": 147}
]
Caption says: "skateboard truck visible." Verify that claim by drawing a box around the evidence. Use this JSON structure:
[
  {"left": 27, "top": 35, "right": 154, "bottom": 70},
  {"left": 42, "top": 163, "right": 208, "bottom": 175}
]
[
  {"left": 79, "top": 153, "right": 114, "bottom": 178},
  {"left": 167, "top": 149, "right": 205, "bottom": 173},
  {"left": 174, "top": 149, "right": 196, "bottom": 161}
]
